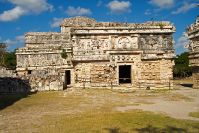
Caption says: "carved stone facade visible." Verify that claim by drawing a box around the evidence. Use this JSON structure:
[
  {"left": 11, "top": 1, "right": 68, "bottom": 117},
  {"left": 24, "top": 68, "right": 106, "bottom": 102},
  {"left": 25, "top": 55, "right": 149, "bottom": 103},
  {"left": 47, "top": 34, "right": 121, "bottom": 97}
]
[
  {"left": 187, "top": 16, "right": 199, "bottom": 89},
  {"left": 16, "top": 17, "right": 176, "bottom": 91}
]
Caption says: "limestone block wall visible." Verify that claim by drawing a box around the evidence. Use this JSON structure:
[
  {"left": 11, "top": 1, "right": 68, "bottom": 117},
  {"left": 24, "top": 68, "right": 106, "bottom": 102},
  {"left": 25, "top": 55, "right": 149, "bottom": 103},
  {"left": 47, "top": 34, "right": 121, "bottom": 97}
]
[
  {"left": 73, "top": 62, "right": 116, "bottom": 87},
  {"left": 26, "top": 69, "right": 64, "bottom": 91},
  {"left": 25, "top": 32, "right": 70, "bottom": 49},
  {"left": 90, "top": 63, "right": 116, "bottom": 87},
  {"left": 16, "top": 32, "right": 72, "bottom": 71},
  {"left": 187, "top": 16, "right": 199, "bottom": 89},
  {"left": 138, "top": 59, "right": 173, "bottom": 89},
  {"left": 17, "top": 53, "right": 71, "bottom": 69},
  {"left": 160, "top": 59, "right": 173, "bottom": 80},
  {"left": 192, "top": 67, "right": 199, "bottom": 89}
]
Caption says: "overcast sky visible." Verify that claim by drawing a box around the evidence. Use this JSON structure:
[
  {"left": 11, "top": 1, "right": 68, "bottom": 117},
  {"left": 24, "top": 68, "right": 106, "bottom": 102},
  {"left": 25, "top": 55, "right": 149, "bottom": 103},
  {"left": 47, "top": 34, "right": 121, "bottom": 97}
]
[{"left": 0, "top": 0, "right": 198, "bottom": 55}]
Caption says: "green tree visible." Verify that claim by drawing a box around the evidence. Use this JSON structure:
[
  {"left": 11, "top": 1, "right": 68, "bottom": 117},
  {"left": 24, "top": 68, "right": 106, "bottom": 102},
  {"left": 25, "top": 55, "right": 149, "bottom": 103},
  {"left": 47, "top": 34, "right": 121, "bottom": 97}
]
[
  {"left": 0, "top": 43, "right": 7, "bottom": 66},
  {"left": 0, "top": 43, "right": 16, "bottom": 69},
  {"left": 5, "top": 51, "right": 16, "bottom": 69},
  {"left": 173, "top": 52, "right": 192, "bottom": 78}
]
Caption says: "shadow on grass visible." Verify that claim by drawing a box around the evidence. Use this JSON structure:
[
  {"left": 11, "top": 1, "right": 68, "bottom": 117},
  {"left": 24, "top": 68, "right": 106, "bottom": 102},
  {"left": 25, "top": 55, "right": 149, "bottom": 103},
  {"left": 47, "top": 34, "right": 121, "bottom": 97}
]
[
  {"left": 0, "top": 77, "right": 37, "bottom": 110},
  {"left": 135, "top": 125, "right": 189, "bottom": 133},
  {"left": 104, "top": 127, "right": 121, "bottom": 133},
  {"left": 105, "top": 124, "right": 199, "bottom": 133},
  {"left": 0, "top": 92, "right": 37, "bottom": 110}
]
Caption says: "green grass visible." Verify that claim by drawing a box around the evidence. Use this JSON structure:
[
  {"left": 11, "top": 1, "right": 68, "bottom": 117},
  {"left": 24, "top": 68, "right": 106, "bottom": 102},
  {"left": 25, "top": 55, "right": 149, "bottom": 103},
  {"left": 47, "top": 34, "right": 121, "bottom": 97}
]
[
  {"left": 189, "top": 111, "right": 199, "bottom": 118},
  {"left": 1, "top": 89, "right": 199, "bottom": 133},
  {"left": 41, "top": 110, "right": 199, "bottom": 133}
]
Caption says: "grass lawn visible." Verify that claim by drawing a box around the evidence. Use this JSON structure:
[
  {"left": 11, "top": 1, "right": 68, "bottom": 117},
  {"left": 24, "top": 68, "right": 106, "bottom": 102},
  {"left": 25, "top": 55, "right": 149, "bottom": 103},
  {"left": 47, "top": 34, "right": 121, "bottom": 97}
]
[
  {"left": 41, "top": 110, "right": 199, "bottom": 133},
  {"left": 189, "top": 111, "right": 199, "bottom": 118},
  {"left": 0, "top": 89, "right": 199, "bottom": 133}
]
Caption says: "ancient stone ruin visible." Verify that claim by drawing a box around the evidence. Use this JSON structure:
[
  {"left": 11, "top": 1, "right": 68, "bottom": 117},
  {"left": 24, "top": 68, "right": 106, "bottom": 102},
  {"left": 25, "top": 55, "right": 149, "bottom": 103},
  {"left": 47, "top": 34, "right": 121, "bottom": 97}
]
[
  {"left": 16, "top": 17, "right": 176, "bottom": 91},
  {"left": 0, "top": 67, "right": 31, "bottom": 93},
  {"left": 187, "top": 16, "right": 199, "bottom": 89}
]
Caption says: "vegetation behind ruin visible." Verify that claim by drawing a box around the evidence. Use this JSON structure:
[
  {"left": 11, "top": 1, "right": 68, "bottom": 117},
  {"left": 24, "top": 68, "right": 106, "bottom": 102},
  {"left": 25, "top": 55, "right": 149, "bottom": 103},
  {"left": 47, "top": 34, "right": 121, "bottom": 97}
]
[
  {"left": 173, "top": 52, "right": 192, "bottom": 78},
  {"left": 0, "top": 43, "right": 16, "bottom": 69}
]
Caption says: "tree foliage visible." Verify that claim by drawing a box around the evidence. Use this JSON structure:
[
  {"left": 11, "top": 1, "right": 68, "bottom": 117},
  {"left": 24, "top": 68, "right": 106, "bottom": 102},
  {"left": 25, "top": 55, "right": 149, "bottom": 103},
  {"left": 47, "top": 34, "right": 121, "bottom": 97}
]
[
  {"left": 5, "top": 51, "right": 16, "bottom": 69},
  {"left": 173, "top": 52, "right": 192, "bottom": 78},
  {"left": 0, "top": 43, "right": 16, "bottom": 69},
  {"left": 61, "top": 49, "right": 68, "bottom": 59},
  {"left": 0, "top": 43, "right": 7, "bottom": 66}
]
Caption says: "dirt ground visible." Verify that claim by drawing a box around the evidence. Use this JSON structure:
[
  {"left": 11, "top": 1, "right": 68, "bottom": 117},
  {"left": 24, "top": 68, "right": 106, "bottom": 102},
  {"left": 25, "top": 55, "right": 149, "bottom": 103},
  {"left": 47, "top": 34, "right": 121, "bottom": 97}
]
[
  {"left": 115, "top": 86, "right": 199, "bottom": 121},
  {"left": 0, "top": 82, "right": 199, "bottom": 132}
]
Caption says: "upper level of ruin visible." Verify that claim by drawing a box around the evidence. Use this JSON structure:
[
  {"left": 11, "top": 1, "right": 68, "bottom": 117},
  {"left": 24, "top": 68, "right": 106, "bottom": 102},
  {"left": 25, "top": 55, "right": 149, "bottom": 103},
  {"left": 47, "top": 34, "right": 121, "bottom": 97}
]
[
  {"left": 186, "top": 15, "right": 199, "bottom": 67},
  {"left": 60, "top": 17, "right": 175, "bottom": 34},
  {"left": 16, "top": 17, "right": 176, "bottom": 70},
  {"left": 187, "top": 16, "right": 199, "bottom": 39}
]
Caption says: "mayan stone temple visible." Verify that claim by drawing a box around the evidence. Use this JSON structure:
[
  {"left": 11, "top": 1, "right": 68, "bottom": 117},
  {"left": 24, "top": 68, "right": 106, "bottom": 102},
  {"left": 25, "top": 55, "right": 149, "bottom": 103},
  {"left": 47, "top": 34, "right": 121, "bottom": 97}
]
[
  {"left": 187, "top": 16, "right": 199, "bottom": 89},
  {"left": 16, "top": 17, "right": 176, "bottom": 91}
]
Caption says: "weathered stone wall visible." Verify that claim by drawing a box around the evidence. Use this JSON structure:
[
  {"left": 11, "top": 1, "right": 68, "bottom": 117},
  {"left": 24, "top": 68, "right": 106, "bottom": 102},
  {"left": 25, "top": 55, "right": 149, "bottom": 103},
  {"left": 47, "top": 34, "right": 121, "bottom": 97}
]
[
  {"left": 17, "top": 53, "right": 72, "bottom": 69},
  {"left": 0, "top": 67, "right": 31, "bottom": 93},
  {"left": 192, "top": 67, "right": 199, "bottom": 89},
  {"left": 139, "top": 34, "right": 173, "bottom": 51},
  {"left": 138, "top": 59, "right": 173, "bottom": 89},
  {"left": 187, "top": 16, "right": 199, "bottom": 89},
  {"left": 73, "top": 62, "right": 116, "bottom": 87},
  {"left": 16, "top": 32, "right": 72, "bottom": 71},
  {"left": 0, "top": 67, "right": 16, "bottom": 77}
]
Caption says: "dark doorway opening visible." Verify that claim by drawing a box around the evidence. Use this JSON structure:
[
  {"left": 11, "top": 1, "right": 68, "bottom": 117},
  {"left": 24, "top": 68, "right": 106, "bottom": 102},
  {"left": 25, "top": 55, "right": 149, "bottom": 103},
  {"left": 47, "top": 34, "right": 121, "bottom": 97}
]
[
  {"left": 65, "top": 70, "right": 71, "bottom": 85},
  {"left": 119, "top": 65, "right": 131, "bottom": 84},
  {"left": 64, "top": 70, "right": 71, "bottom": 90}
]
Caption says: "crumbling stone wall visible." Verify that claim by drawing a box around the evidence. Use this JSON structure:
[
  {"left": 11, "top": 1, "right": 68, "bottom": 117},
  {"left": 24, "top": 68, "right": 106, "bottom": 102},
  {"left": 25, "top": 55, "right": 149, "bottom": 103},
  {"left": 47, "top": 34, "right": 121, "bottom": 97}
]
[
  {"left": 0, "top": 67, "right": 31, "bottom": 93},
  {"left": 0, "top": 67, "right": 16, "bottom": 77},
  {"left": 0, "top": 77, "right": 31, "bottom": 93}
]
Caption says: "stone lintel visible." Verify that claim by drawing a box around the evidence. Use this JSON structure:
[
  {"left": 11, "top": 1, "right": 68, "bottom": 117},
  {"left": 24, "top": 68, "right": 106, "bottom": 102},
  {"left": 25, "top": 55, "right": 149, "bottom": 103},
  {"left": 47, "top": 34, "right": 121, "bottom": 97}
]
[{"left": 108, "top": 50, "right": 142, "bottom": 54}]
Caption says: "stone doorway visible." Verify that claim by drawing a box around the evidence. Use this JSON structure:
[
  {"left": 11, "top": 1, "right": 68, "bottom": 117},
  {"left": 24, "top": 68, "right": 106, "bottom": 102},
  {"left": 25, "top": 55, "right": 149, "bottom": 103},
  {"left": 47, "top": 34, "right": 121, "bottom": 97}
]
[
  {"left": 65, "top": 70, "right": 71, "bottom": 85},
  {"left": 119, "top": 65, "right": 131, "bottom": 84},
  {"left": 64, "top": 70, "right": 71, "bottom": 90}
]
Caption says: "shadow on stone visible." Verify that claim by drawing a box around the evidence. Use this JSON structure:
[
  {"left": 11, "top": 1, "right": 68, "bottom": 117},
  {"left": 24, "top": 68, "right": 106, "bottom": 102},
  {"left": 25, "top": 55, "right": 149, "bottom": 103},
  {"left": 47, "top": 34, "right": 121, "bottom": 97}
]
[
  {"left": 180, "top": 83, "right": 193, "bottom": 88},
  {"left": 0, "top": 77, "right": 36, "bottom": 110},
  {"left": 135, "top": 125, "right": 189, "bottom": 133}
]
